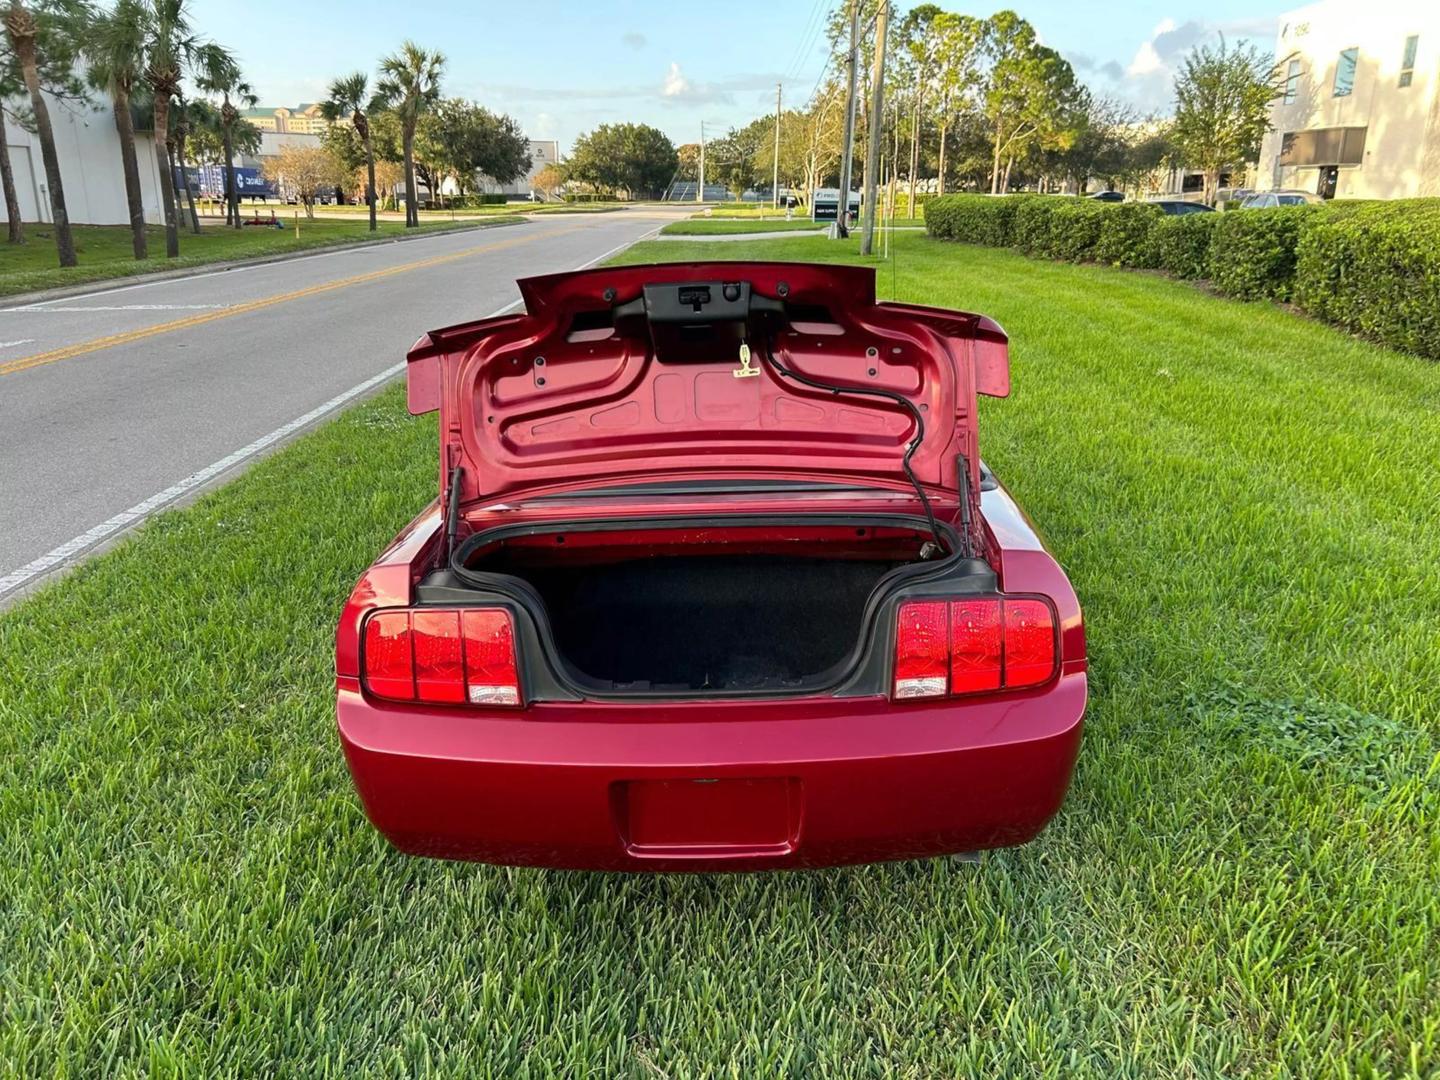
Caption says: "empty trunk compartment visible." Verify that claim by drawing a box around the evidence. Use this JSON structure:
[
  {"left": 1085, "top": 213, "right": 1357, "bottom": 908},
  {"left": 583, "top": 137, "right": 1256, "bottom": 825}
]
[{"left": 452, "top": 520, "right": 951, "bottom": 693}]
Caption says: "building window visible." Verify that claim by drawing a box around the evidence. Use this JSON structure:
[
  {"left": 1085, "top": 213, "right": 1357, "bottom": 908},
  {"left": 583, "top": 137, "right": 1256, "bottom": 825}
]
[
  {"left": 1333, "top": 47, "right": 1358, "bottom": 96},
  {"left": 1283, "top": 59, "right": 1302, "bottom": 103},
  {"left": 1399, "top": 35, "right": 1418, "bottom": 87}
]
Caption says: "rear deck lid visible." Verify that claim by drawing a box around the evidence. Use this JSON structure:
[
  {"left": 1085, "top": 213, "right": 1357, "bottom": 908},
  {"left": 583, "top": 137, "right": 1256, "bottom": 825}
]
[{"left": 405, "top": 262, "right": 1009, "bottom": 506}]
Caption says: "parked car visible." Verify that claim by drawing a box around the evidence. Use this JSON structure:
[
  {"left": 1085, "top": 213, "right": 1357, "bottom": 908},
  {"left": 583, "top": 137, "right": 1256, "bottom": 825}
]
[
  {"left": 1240, "top": 190, "right": 1324, "bottom": 208},
  {"left": 336, "top": 263, "right": 1087, "bottom": 871},
  {"left": 1216, "top": 187, "right": 1255, "bottom": 204},
  {"left": 1145, "top": 199, "right": 1217, "bottom": 215},
  {"left": 1087, "top": 190, "right": 1126, "bottom": 202}
]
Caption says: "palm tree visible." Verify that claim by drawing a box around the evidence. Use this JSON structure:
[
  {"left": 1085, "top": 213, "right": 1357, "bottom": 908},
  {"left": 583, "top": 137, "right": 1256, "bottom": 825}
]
[
  {"left": 192, "top": 41, "right": 250, "bottom": 228},
  {"left": 87, "top": 0, "right": 150, "bottom": 259},
  {"left": 2, "top": 51, "right": 29, "bottom": 243},
  {"left": 144, "top": 0, "right": 197, "bottom": 257},
  {"left": 321, "top": 72, "right": 377, "bottom": 231},
  {"left": 3, "top": 0, "right": 82, "bottom": 265},
  {"left": 375, "top": 42, "right": 443, "bottom": 227}
]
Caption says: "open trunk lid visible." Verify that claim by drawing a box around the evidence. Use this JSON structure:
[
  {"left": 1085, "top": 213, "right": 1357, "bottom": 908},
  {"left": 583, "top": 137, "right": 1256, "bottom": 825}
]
[{"left": 405, "top": 262, "right": 1009, "bottom": 507}]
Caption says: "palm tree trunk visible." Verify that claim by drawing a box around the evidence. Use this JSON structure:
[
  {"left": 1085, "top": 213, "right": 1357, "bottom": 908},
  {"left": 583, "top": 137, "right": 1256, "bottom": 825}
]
[
  {"left": 364, "top": 131, "right": 377, "bottom": 231},
  {"left": 7, "top": 7, "right": 76, "bottom": 266},
  {"left": 221, "top": 126, "right": 238, "bottom": 227},
  {"left": 1, "top": 104, "right": 24, "bottom": 243},
  {"left": 152, "top": 95, "right": 180, "bottom": 257},
  {"left": 402, "top": 125, "right": 417, "bottom": 227},
  {"left": 175, "top": 132, "right": 200, "bottom": 234},
  {"left": 111, "top": 87, "right": 148, "bottom": 260}
]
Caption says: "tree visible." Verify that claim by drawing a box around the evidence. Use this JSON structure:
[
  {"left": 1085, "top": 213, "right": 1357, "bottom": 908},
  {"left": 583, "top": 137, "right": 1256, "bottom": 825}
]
[
  {"left": 2, "top": 10, "right": 81, "bottom": 245},
  {"left": 3, "top": 0, "right": 85, "bottom": 264},
  {"left": 375, "top": 41, "right": 444, "bottom": 226},
  {"left": 416, "top": 97, "right": 529, "bottom": 198},
  {"left": 320, "top": 72, "right": 377, "bottom": 230},
  {"left": 895, "top": 4, "right": 943, "bottom": 213},
  {"left": 1171, "top": 38, "right": 1282, "bottom": 206},
  {"left": 929, "top": 12, "right": 982, "bottom": 196},
  {"left": 1053, "top": 93, "right": 1135, "bottom": 192},
  {"left": 262, "top": 144, "right": 343, "bottom": 218},
  {"left": 85, "top": 0, "right": 153, "bottom": 256},
  {"left": 194, "top": 40, "right": 253, "bottom": 228},
  {"left": 532, "top": 162, "right": 563, "bottom": 200},
  {"left": 980, "top": 11, "right": 1082, "bottom": 193},
  {"left": 566, "top": 123, "right": 676, "bottom": 199},
  {"left": 144, "top": 0, "right": 199, "bottom": 256}
]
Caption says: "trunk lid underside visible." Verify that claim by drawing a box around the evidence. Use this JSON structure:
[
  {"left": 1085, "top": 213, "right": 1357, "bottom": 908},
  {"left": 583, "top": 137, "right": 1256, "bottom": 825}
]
[{"left": 406, "top": 262, "right": 1009, "bottom": 508}]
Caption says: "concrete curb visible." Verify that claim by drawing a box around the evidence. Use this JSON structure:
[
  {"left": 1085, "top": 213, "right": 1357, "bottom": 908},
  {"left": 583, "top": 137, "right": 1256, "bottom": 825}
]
[{"left": 0, "top": 217, "right": 527, "bottom": 310}]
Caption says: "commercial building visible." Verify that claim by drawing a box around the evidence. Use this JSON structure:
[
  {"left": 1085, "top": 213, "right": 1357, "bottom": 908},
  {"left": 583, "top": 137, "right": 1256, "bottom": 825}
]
[
  {"left": 3, "top": 93, "right": 166, "bottom": 226},
  {"left": 477, "top": 139, "right": 560, "bottom": 198},
  {"left": 239, "top": 104, "right": 332, "bottom": 135},
  {"left": 1257, "top": 1, "right": 1440, "bottom": 199}
]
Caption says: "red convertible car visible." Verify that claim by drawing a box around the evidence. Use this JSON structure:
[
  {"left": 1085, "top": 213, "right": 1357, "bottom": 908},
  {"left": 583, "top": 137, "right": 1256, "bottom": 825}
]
[{"left": 336, "top": 262, "right": 1086, "bottom": 871}]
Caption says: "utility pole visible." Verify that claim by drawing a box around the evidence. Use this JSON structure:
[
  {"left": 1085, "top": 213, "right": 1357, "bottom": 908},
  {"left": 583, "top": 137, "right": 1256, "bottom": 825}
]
[
  {"left": 697, "top": 121, "right": 705, "bottom": 203},
  {"left": 772, "top": 82, "right": 782, "bottom": 210},
  {"left": 860, "top": 1, "right": 888, "bottom": 256},
  {"left": 834, "top": 0, "right": 860, "bottom": 238}
]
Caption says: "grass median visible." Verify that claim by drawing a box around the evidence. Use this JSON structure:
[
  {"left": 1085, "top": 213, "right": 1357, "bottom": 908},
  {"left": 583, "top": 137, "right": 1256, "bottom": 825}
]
[
  {"left": 661, "top": 219, "right": 825, "bottom": 235},
  {"left": 2, "top": 232, "right": 1437, "bottom": 1075},
  {"left": 0, "top": 216, "right": 524, "bottom": 299}
]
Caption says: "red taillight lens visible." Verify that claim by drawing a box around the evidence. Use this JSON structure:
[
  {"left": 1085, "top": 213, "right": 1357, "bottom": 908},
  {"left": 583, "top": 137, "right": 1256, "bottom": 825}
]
[
  {"left": 460, "top": 609, "right": 520, "bottom": 706},
  {"left": 893, "top": 596, "right": 1056, "bottom": 700},
  {"left": 1003, "top": 599, "right": 1056, "bottom": 689},
  {"left": 950, "top": 599, "right": 1003, "bottom": 694},
  {"left": 361, "top": 607, "right": 520, "bottom": 706},
  {"left": 894, "top": 601, "right": 949, "bottom": 699},
  {"left": 363, "top": 611, "right": 414, "bottom": 700}
]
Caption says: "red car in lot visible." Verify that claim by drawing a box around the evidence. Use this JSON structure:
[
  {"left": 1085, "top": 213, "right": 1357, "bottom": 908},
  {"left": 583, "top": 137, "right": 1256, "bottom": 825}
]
[{"left": 336, "top": 262, "right": 1085, "bottom": 871}]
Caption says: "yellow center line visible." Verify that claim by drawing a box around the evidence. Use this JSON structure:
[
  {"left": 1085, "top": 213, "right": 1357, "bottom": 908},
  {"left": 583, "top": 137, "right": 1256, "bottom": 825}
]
[{"left": 0, "top": 224, "right": 586, "bottom": 378}]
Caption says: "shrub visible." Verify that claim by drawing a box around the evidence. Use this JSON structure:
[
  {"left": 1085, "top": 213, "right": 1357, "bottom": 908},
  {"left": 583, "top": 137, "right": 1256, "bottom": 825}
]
[
  {"left": 1013, "top": 197, "right": 1061, "bottom": 254},
  {"left": 924, "top": 194, "right": 1024, "bottom": 247},
  {"left": 1294, "top": 201, "right": 1440, "bottom": 360},
  {"left": 1094, "top": 203, "right": 1163, "bottom": 268},
  {"left": 1045, "top": 200, "right": 1107, "bottom": 261},
  {"left": 1210, "top": 205, "right": 1320, "bottom": 301},
  {"left": 1152, "top": 213, "right": 1220, "bottom": 279}
]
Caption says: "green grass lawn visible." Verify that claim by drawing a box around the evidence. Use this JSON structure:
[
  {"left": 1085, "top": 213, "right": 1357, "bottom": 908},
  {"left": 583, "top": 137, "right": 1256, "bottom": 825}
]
[
  {"left": 0, "top": 216, "right": 523, "bottom": 298},
  {"left": 662, "top": 218, "right": 825, "bottom": 235},
  {"left": 3, "top": 232, "right": 1438, "bottom": 1076}
]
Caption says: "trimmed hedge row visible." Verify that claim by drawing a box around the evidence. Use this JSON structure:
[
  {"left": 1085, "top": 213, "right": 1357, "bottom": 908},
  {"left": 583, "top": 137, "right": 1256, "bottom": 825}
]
[{"left": 925, "top": 194, "right": 1440, "bottom": 360}]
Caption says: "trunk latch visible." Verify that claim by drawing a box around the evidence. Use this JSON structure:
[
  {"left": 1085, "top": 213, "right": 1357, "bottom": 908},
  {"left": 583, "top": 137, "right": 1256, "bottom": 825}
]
[{"left": 733, "top": 341, "right": 760, "bottom": 379}]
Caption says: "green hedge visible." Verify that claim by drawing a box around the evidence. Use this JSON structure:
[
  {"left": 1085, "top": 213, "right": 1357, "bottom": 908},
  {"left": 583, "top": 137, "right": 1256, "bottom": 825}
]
[
  {"left": 1095, "top": 203, "right": 1163, "bottom": 268},
  {"left": 924, "top": 193, "right": 1440, "bottom": 360},
  {"left": 1013, "top": 197, "right": 1060, "bottom": 255},
  {"left": 924, "top": 194, "right": 1023, "bottom": 246},
  {"left": 1209, "top": 205, "right": 1319, "bottom": 301},
  {"left": 1152, "top": 213, "right": 1219, "bottom": 279},
  {"left": 1294, "top": 201, "right": 1440, "bottom": 359},
  {"left": 1045, "top": 200, "right": 1108, "bottom": 261}
]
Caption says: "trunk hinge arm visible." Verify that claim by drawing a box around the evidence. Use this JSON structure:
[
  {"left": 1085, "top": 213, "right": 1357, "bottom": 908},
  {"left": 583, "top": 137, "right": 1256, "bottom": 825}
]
[
  {"left": 954, "top": 452, "right": 978, "bottom": 559},
  {"left": 444, "top": 463, "right": 464, "bottom": 565}
]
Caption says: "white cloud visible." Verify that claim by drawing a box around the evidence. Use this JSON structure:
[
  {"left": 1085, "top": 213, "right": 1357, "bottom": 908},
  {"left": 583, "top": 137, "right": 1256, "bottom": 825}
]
[{"left": 662, "top": 62, "right": 690, "bottom": 98}]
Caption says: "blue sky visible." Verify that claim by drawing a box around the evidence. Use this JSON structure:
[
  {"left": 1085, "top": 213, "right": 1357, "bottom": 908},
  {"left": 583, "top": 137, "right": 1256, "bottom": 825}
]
[{"left": 189, "top": 0, "right": 1286, "bottom": 152}]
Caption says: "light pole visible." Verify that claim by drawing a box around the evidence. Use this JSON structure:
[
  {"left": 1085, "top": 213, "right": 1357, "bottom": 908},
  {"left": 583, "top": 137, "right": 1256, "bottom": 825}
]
[
  {"left": 772, "top": 82, "right": 782, "bottom": 210},
  {"left": 697, "top": 121, "right": 705, "bottom": 203},
  {"left": 834, "top": 0, "right": 861, "bottom": 238}
]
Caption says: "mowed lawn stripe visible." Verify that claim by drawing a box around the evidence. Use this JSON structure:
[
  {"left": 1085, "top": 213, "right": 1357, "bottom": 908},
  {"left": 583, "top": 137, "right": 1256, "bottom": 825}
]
[{"left": 1, "top": 232, "right": 1436, "bottom": 1076}]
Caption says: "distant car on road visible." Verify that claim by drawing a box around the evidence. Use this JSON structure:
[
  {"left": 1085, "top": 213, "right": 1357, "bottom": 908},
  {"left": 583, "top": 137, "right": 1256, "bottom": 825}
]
[
  {"left": 1087, "top": 190, "right": 1125, "bottom": 202},
  {"left": 1239, "top": 191, "right": 1325, "bottom": 208},
  {"left": 1145, "top": 199, "right": 1217, "bottom": 216}
]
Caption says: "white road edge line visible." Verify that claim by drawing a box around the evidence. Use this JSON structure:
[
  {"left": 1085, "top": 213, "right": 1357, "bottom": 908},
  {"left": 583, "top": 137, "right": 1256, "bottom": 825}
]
[{"left": 0, "top": 220, "right": 663, "bottom": 600}]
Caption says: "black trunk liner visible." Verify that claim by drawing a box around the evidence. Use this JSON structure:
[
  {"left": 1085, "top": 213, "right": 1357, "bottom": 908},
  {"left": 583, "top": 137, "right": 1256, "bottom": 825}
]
[{"left": 497, "top": 554, "right": 903, "bottom": 691}]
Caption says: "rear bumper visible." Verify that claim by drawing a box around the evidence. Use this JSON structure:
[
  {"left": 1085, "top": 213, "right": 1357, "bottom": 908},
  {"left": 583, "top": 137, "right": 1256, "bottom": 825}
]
[{"left": 338, "top": 672, "right": 1085, "bottom": 871}]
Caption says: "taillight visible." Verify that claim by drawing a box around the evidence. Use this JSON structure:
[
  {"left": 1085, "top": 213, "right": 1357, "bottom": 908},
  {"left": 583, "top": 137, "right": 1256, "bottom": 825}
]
[
  {"left": 893, "top": 596, "right": 1056, "bottom": 700},
  {"left": 361, "top": 607, "right": 520, "bottom": 706}
]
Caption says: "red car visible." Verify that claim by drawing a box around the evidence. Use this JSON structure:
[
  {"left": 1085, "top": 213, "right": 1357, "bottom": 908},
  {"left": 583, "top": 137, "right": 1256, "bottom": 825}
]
[{"left": 336, "top": 262, "right": 1085, "bottom": 871}]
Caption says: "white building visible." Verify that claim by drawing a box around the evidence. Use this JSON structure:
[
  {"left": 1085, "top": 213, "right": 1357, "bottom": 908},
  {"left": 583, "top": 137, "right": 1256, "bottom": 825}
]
[
  {"left": 478, "top": 139, "right": 560, "bottom": 198},
  {"left": 2, "top": 91, "right": 167, "bottom": 226},
  {"left": 1257, "top": 1, "right": 1440, "bottom": 199}
]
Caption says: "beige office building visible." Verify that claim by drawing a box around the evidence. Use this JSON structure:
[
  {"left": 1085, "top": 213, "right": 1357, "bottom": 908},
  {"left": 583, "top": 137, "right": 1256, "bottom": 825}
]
[{"left": 1257, "top": 1, "right": 1440, "bottom": 199}]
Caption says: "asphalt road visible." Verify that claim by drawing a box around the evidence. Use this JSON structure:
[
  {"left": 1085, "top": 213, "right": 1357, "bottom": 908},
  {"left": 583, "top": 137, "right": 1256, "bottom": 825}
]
[{"left": 0, "top": 208, "right": 689, "bottom": 599}]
